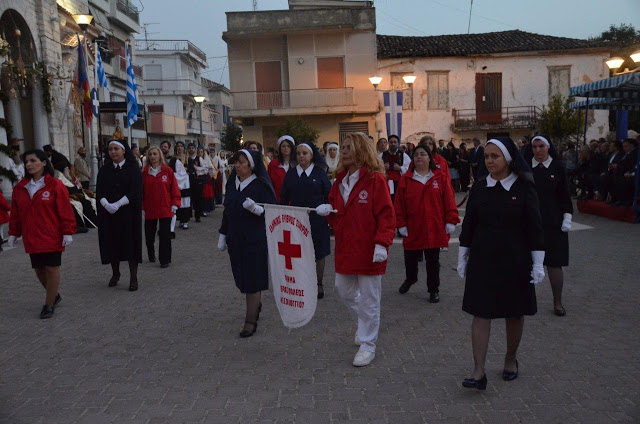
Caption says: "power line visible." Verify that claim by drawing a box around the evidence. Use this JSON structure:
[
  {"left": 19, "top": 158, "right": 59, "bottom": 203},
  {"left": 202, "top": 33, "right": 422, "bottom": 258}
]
[
  {"left": 427, "top": 0, "right": 524, "bottom": 31},
  {"left": 377, "top": 9, "right": 430, "bottom": 36}
]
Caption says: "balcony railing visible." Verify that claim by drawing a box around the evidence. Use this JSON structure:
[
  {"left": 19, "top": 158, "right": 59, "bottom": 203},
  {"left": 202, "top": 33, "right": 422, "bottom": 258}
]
[
  {"left": 452, "top": 106, "right": 542, "bottom": 131},
  {"left": 143, "top": 79, "right": 203, "bottom": 94},
  {"left": 187, "top": 118, "right": 213, "bottom": 133},
  {"left": 116, "top": 0, "right": 140, "bottom": 24},
  {"left": 134, "top": 40, "right": 207, "bottom": 63},
  {"left": 147, "top": 113, "right": 187, "bottom": 136},
  {"left": 232, "top": 88, "right": 354, "bottom": 111}
]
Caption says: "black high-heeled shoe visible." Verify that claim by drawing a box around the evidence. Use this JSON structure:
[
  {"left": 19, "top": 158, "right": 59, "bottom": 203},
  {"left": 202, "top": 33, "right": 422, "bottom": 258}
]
[
  {"left": 239, "top": 321, "right": 257, "bottom": 338},
  {"left": 129, "top": 279, "right": 138, "bottom": 292},
  {"left": 462, "top": 374, "right": 487, "bottom": 390},
  {"left": 502, "top": 360, "right": 518, "bottom": 381},
  {"left": 108, "top": 274, "right": 120, "bottom": 287}
]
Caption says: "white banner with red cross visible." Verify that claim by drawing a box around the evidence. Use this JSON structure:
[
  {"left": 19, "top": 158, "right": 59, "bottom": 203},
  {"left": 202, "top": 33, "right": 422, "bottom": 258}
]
[{"left": 264, "top": 204, "right": 318, "bottom": 328}]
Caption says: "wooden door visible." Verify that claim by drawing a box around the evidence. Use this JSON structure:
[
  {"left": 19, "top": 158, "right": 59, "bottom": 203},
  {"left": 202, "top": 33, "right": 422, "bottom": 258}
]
[
  {"left": 475, "top": 73, "right": 502, "bottom": 125},
  {"left": 255, "top": 61, "right": 282, "bottom": 109}
]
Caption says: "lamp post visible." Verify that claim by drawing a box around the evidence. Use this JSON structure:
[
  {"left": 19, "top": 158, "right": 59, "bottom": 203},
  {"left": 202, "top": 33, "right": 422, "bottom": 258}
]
[
  {"left": 606, "top": 52, "right": 640, "bottom": 75},
  {"left": 194, "top": 96, "right": 206, "bottom": 146},
  {"left": 72, "top": 13, "right": 97, "bottom": 188}
]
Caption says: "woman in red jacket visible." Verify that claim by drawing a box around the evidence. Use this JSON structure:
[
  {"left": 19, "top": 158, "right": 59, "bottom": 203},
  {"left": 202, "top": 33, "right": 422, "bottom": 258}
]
[
  {"left": 142, "top": 146, "right": 181, "bottom": 268},
  {"left": 420, "top": 135, "right": 451, "bottom": 184},
  {"left": 324, "top": 132, "right": 395, "bottom": 367},
  {"left": 267, "top": 135, "right": 295, "bottom": 202},
  {"left": 8, "top": 149, "right": 77, "bottom": 319},
  {"left": 394, "top": 143, "right": 460, "bottom": 303}
]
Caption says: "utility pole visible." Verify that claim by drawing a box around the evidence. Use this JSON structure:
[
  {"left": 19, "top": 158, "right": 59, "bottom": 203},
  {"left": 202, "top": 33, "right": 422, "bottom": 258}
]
[
  {"left": 252, "top": 0, "right": 258, "bottom": 11},
  {"left": 467, "top": 0, "right": 474, "bottom": 34}
]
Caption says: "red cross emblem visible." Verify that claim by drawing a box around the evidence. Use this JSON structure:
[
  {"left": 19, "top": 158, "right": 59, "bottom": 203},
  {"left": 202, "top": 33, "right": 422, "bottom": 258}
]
[{"left": 278, "top": 230, "right": 302, "bottom": 270}]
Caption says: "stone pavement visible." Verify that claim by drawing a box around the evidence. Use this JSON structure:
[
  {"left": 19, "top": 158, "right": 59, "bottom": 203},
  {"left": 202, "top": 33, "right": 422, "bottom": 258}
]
[{"left": 1, "top": 196, "right": 639, "bottom": 424}]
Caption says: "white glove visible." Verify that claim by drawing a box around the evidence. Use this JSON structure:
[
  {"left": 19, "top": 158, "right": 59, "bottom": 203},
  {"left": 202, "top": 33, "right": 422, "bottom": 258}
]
[
  {"left": 398, "top": 227, "right": 408, "bottom": 237},
  {"left": 530, "top": 251, "right": 546, "bottom": 284},
  {"left": 372, "top": 244, "right": 387, "bottom": 263},
  {"left": 445, "top": 223, "right": 456, "bottom": 235},
  {"left": 7, "top": 235, "right": 17, "bottom": 248},
  {"left": 114, "top": 196, "right": 130, "bottom": 208},
  {"left": 217, "top": 234, "right": 227, "bottom": 251},
  {"left": 242, "top": 198, "right": 264, "bottom": 216},
  {"left": 171, "top": 205, "right": 178, "bottom": 213},
  {"left": 561, "top": 213, "right": 572, "bottom": 232},
  {"left": 315, "top": 204, "right": 333, "bottom": 217},
  {"left": 104, "top": 202, "right": 119, "bottom": 214},
  {"left": 100, "top": 198, "right": 109, "bottom": 208},
  {"left": 457, "top": 246, "right": 469, "bottom": 279},
  {"left": 62, "top": 235, "right": 73, "bottom": 247},
  {"left": 142, "top": 210, "right": 145, "bottom": 217}
]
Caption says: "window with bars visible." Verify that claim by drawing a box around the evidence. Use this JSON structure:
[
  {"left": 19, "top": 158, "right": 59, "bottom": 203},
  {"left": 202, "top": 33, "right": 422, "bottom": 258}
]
[
  {"left": 339, "top": 122, "right": 369, "bottom": 142},
  {"left": 427, "top": 71, "right": 449, "bottom": 110}
]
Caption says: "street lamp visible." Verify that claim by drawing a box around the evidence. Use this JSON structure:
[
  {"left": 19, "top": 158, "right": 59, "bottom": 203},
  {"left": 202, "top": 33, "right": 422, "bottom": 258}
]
[
  {"left": 402, "top": 75, "right": 417, "bottom": 85},
  {"left": 606, "top": 54, "right": 640, "bottom": 75},
  {"left": 631, "top": 50, "right": 640, "bottom": 64},
  {"left": 606, "top": 57, "right": 625, "bottom": 71},
  {"left": 194, "top": 96, "right": 206, "bottom": 146},
  {"left": 369, "top": 76, "right": 382, "bottom": 90},
  {"left": 72, "top": 14, "right": 93, "bottom": 32}
]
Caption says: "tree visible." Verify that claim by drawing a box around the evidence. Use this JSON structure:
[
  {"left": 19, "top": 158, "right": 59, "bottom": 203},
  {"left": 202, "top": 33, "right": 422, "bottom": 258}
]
[
  {"left": 276, "top": 117, "right": 320, "bottom": 145},
  {"left": 221, "top": 123, "right": 243, "bottom": 152},
  {"left": 538, "top": 94, "right": 584, "bottom": 144},
  {"left": 590, "top": 23, "right": 640, "bottom": 46}
]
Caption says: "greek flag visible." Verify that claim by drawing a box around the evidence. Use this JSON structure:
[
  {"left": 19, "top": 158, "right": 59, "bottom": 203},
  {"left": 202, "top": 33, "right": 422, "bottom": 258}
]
[
  {"left": 96, "top": 47, "right": 109, "bottom": 91},
  {"left": 126, "top": 45, "right": 138, "bottom": 126}
]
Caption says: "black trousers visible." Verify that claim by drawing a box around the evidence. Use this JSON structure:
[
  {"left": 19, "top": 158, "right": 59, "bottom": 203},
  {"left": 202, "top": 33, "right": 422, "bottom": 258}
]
[
  {"left": 145, "top": 218, "right": 172, "bottom": 265},
  {"left": 190, "top": 179, "right": 203, "bottom": 220},
  {"left": 404, "top": 248, "right": 440, "bottom": 293}
]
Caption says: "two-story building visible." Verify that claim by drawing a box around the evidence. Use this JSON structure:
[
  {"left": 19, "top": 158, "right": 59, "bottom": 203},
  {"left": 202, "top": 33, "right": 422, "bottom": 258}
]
[
  {"left": 202, "top": 77, "right": 232, "bottom": 150},
  {"left": 223, "top": 0, "right": 379, "bottom": 150},
  {"left": 136, "top": 39, "right": 214, "bottom": 147},
  {"left": 375, "top": 30, "right": 611, "bottom": 145}
]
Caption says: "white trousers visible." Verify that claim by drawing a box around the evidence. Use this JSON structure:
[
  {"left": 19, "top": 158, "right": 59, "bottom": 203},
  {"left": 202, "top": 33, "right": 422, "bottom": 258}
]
[{"left": 335, "top": 273, "right": 382, "bottom": 353}]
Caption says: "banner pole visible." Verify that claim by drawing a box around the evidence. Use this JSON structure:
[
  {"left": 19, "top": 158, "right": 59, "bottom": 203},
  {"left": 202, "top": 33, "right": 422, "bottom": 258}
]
[{"left": 256, "top": 203, "right": 337, "bottom": 213}]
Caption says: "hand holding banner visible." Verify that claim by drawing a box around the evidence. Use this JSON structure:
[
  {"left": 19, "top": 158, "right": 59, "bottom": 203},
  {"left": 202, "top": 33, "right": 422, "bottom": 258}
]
[{"left": 265, "top": 204, "right": 318, "bottom": 328}]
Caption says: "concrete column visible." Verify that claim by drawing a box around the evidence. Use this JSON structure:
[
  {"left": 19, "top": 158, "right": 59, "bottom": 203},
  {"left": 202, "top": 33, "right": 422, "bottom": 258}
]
[
  {"left": 31, "top": 82, "right": 50, "bottom": 149},
  {"left": 6, "top": 96, "right": 24, "bottom": 152}
]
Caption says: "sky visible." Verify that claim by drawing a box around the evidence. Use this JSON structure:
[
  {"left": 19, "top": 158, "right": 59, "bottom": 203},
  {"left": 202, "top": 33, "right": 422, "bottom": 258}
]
[{"left": 136, "top": 0, "right": 640, "bottom": 87}]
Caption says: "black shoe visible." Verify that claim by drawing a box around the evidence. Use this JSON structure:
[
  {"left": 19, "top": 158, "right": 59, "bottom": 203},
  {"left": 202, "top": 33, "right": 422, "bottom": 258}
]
[
  {"left": 429, "top": 292, "right": 440, "bottom": 303},
  {"left": 129, "top": 279, "right": 138, "bottom": 292},
  {"left": 182, "top": 223, "right": 189, "bottom": 230},
  {"left": 108, "top": 274, "right": 120, "bottom": 287},
  {"left": 398, "top": 280, "right": 415, "bottom": 294},
  {"left": 554, "top": 306, "right": 566, "bottom": 317},
  {"left": 239, "top": 321, "right": 257, "bottom": 338},
  {"left": 462, "top": 374, "right": 487, "bottom": 390},
  {"left": 53, "top": 294, "right": 62, "bottom": 308},
  {"left": 39, "top": 305, "right": 54, "bottom": 319},
  {"left": 318, "top": 284, "right": 324, "bottom": 299},
  {"left": 502, "top": 360, "right": 518, "bottom": 381},
  {"left": 170, "top": 232, "right": 176, "bottom": 239},
  {"left": 76, "top": 227, "right": 89, "bottom": 234},
  {"left": 202, "top": 212, "right": 208, "bottom": 217},
  {"left": 160, "top": 263, "right": 169, "bottom": 269},
  {"left": 148, "top": 253, "right": 156, "bottom": 263}
]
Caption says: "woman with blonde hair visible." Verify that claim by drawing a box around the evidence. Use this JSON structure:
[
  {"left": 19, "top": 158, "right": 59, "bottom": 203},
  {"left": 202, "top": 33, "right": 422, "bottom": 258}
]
[{"left": 324, "top": 132, "right": 395, "bottom": 367}]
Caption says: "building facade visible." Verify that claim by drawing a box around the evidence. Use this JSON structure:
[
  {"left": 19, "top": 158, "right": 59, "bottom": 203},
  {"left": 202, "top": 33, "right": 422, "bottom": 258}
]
[
  {"left": 136, "top": 39, "right": 214, "bottom": 147},
  {"left": 375, "top": 31, "right": 611, "bottom": 145},
  {"left": 202, "top": 77, "right": 232, "bottom": 150},
  {"left": 223, "top": 0, "right": 379, "bottom": 150}
]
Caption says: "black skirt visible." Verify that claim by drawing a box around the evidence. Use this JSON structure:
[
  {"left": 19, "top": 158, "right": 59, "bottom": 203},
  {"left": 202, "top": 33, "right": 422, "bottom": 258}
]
[
  {"left": 543, "top": 228, "right": 569, "bottom": 267},
  {"left": 30, "top": 252, "right": 62, "bottom": 268}
]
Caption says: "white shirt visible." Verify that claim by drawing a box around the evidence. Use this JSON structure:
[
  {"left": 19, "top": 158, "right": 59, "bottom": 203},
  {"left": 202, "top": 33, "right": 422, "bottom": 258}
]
[
  {"left": 486, "top": 172, "right": 518, "bottom": 191},
  {"left": 235, "top": 174, "right": 257, "bottom": 192},
  {"left": 340, "top": 169, "right": 360, "bottom": 204},
  {"left": 296, "top": 163, "right": 314, "bottom": 177},
  {"left": 149, "top": 165, "right": 162, "bottom": 177},
  {"left": 279, "top": 162, "right": 290, "bottom": 172},
  {"left": 532, "top": 156, "right": 553, "bottom": 169},
  {"left": 113, "top": 159, "right": 126, "bottom": 169},
  {"left": 26, "top": 176, "right": 45, "bottom": 199},
  {"left": 412, "top": 169, "right": 433, "bottom": 185}
]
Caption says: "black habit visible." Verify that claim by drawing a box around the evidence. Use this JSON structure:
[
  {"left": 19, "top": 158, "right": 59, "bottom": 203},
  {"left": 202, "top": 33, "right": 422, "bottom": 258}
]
[
  {"left": 96, "top": 160, "right": 143, "bottom": 264},
  {"left": 460, "top": 177, "right": 544, "bottom": 318}
]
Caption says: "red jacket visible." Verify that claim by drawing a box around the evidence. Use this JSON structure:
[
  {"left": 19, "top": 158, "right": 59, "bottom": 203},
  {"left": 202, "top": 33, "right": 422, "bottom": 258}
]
[
  {"left": 433, "top": 153, "right": 450, "bottom": 183},
  {"left": 394, "top": 169, "right": 460, "bottom": 250},
  {"left": 9, "top": 174, "right": 77, "bottom": 254},
  {"left": 268, "top": 158, "right": 288, "bottom": 202},
  {"left": 0, "top": 194, "right": 9, "bottom": 224},
  {"left": 142, "top": 164, "right": 181, "bottom": 220},
  {"left": 327, "top": 166, "right": 396, "bottom": 275}
]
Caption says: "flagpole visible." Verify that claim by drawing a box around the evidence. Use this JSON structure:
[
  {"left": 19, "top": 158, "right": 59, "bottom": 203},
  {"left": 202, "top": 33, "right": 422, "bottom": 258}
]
[{"left": 89, "top": 36, "right": 98, "bottom": 189}]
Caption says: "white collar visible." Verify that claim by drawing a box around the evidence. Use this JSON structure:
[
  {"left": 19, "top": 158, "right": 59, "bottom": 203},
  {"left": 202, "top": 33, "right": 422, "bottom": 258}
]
[
  {"left": 235, "top": 174, "right": 257, "bottom": 192},
  {"left": 342, "top": 169, "right": 360, "bottom": 188},
  {"left": 114, "top": 159, "right": 126, "bottom": 168},
  {"left": 28, "top": 176, "right": 45, "bottom": 186},
  {"left": 486, "top": 172, "right": 518, "bottom": 191},
  {"left": 296, "top": 163, "right": 314, "bottom": 177},
  {"left": 279, "top": 161, "right": 290, "bottom": 171},
  {"left": 532, "top": 156, "right": 553, "bottom": 169},
  {"left": 412, "top": 169, "right": 433, "bottom": 184}
]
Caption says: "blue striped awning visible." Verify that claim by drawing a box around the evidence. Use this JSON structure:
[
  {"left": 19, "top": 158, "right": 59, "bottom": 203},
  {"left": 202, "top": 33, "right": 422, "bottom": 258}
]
[
  {"left": 569, "top": 72, "right": 640, "bottom": 99},
  {"left": 569, "top": 97, "right": 640, "bottom": 110}
]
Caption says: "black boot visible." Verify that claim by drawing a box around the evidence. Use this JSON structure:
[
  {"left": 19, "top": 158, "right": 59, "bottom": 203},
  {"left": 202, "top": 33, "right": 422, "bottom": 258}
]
[
  {"left": 399, "top": 280, "right": 415, "bottom": 294},
  {"left": 148, "top": 251, "right": 156, "bottom": 263}
]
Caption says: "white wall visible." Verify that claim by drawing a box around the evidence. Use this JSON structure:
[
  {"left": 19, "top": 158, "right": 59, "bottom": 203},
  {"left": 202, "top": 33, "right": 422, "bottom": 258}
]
[{"left": 376, "top": 52, "right": 610, "bottom": 144}]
